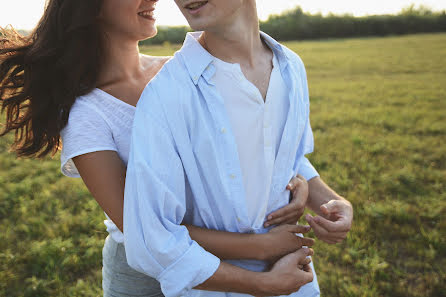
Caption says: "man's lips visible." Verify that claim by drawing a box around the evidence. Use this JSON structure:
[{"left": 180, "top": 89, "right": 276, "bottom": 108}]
[{"left": 184, "top": 1, "right": 208, "bottom": 11}]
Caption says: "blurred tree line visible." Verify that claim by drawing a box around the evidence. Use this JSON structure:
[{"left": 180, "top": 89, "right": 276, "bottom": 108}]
[{"left": 140, "top": 5, "right": 446, "bottom": 45}]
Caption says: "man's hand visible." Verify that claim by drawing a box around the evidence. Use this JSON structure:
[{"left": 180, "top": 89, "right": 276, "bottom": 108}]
[
  {"left": 257, "top": 248, "right": 314, "bottom": 296},
  {"left": 264, "top": 174, "right": 308, "bottom": 227},
  {"left": 305, "top": 199, "right": 353, "bottom": 244},
  {"left": 259, "top": 224, "right": 314, "bottom": 262}
]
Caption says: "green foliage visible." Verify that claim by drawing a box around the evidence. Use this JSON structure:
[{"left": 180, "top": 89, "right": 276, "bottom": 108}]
[
  {"left": 139, "top": 26, "right": 192, "bottom": 46},
  {"left": 138, "top": 5, "right": 446, "bottom": 45},
  {"left": 260, "top": 6, "right": 446, "bottom": 41},
  {"left": 1, "top": 33, "right": 445, "bottom": 296}
]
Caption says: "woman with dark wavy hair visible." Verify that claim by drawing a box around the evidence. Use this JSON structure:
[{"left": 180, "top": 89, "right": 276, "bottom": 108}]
[{"left": 1, "top": 0, "right": 314, "bottom": 296}]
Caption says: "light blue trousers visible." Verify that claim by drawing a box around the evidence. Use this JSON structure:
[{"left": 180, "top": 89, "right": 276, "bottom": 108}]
[{"left": 102, "top": 235, "right": 165, "bottom": 297}]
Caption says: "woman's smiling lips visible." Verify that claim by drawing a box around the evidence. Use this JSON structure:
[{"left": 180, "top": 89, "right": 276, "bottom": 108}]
[
  {"left": 138, "top": 9, "right": 155, "bottom": 20},
  {"left": 138, "top": 1, "right": 158, "bottom": 21},
  {"left": 184, "top": 1, "right": 208, "bottom": 15}
]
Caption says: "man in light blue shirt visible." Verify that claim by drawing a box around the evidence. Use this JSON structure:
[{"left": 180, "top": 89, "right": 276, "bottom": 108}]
[{"left": 124, "top": 1, "right": 354, "bottom": 296}]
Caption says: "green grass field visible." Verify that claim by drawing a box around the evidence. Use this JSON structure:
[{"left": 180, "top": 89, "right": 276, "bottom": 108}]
[{"left": 1, "top": 33, "right": 445, "bottom": 297}]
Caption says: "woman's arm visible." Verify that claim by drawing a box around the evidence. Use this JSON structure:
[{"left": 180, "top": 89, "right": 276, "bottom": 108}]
[
  {"left": 73, "top": 151, "right": 126, "bottom": 232},
  {"left": 73, "top": 151, "right": 314, "bottom": 261}
]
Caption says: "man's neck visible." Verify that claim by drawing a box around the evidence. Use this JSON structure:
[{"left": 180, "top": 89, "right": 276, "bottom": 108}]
[{"left": 199, "top": 3, "right": 269, "bottom": 69}]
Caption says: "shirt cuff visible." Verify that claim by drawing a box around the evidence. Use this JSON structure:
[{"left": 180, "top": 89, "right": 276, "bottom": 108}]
[
  {"left": 157, "top": 241, "right": 221, "bottom": 297},
  {"left": 298, "top": 157, "right": 319, "bottom": 181}
]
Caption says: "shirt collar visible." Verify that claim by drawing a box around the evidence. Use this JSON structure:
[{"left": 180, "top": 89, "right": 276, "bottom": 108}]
[
  {"left": 259, "top": 31, "right": 290, "bottom": 73},
  {"left": 179, "top": 32, "right": 214, "bottom": 85},
  {"left": 178, "top": 31, "right": 290, "bottom": 85}
]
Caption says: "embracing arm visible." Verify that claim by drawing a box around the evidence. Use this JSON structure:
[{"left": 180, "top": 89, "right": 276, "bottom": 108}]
[
  {"left": 73, "top": 151, "right": 313, "bottom": 262},
  {"left": 73, "top": 150, "right": 314, "bottom": 296}
]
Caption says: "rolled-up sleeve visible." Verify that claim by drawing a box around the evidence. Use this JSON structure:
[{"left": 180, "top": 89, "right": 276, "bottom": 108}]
[
  {"left": 295, "top": 58, "right": 319, "bottom": 181},
  {"left": 123, "top": 85, "right": 220, "bottom": 297},
  {"left": 296, "top": 116, "right": 319, "bottom": 181}
]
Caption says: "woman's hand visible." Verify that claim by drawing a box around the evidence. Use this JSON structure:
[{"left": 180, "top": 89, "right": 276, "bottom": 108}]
[
  {"left": 256, "top": 248, "right": 314, "bottom": 296},
  {"left": 259, "top": 224, "right": 314, "bottom": 262},
  {"left": 264, "top": 174, "right": 309, "bottom": 227}
]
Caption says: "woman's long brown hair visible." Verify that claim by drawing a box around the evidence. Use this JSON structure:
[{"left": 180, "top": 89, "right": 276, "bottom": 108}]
[{"left": 0, "top": 0, "right": 104, "bottom": 157}]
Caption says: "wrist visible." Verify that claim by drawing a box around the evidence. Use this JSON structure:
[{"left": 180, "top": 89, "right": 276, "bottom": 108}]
[
  {"left": 254, "top": 233, "right": 271, "bottom": 261},
  {"left": 254, "top": 271, "right": 277, "bottom": 296}
]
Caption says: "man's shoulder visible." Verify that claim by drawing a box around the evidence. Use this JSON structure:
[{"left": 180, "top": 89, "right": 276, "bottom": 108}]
[
  {"left": 279, "top": 43, "right": 306, "bottom": 72},
  {"left": 148, "top": 53, "right": 191, "bottom": 92},
  {"left": 137, "top": 53, "right": 192, "bottom": 111}
]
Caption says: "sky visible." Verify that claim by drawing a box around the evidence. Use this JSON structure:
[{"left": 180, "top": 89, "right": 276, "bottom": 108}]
[{"left": 1, "top": 0, "right": 445, "bottom": 30}]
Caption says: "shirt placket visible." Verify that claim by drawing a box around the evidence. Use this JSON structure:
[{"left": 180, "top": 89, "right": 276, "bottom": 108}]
[
  {"left": 197, "top": 77, "right": 251, "bottom": 232},
  {"left": 267, "top": 62, "right": 299, "bottom": 209}
]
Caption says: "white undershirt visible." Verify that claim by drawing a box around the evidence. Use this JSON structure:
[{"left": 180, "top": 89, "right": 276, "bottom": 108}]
[{"left": 213, "top": 50, "right": 289, "bottom": 228}]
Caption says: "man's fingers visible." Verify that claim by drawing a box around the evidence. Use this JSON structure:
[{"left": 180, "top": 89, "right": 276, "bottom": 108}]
[
  {"left": 264, "top": 213, "right": 287, "bottom": 227},
  {"left": 286, "top": 175, "right": 305, "bottom": 191},
  {"left": 277, "top": 212, "right": 302, "bottom": 226},
  {"left": 320, "top": 200, "right": 342, "bottom": 215},
  {"left": 306, "top": 214, "right": 329, "bottom": 237},
  {"left": 322, "top": 238, "right": 338, "bottom": 244},
  {"left": 284, "top": 218, "right": 300, "bottom": 225},
  {"left": 266, "top": 214, "right": 297, "bottom": 226},
  {"left": 267, "top": 204, "right": 296, "bottom": 220},
  {"left": 306, "top": 214, "right": 346, "bottom": 244},
  {"left": 265, "top": 205, "right": 300, "bottom": 226},
  {"left": 313, "top": 215, "right": 350, "bottom": 232}
]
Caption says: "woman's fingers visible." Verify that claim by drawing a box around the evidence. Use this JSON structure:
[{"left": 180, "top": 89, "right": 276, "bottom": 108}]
[
  {"left": 299, "top": 236, "right": 315, "bottom": 247},
  {"left": 284, "top": 224, "right": 311, "bottom": 234},
  {"left": 303, "top": 264, "right": 312, "bottom": 272},
  {"left": 298, "top": 256, "right": 312, "bottom": 266}
]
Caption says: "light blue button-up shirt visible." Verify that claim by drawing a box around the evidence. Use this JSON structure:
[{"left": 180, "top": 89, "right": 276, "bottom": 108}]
[{"left": 124, "top": 32, "right": 320, "bottom": 297}]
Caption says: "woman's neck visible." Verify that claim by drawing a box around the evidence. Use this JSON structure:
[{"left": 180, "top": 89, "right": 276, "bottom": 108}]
[{"left": 97, "top": 34, "right": 143, "bottom": 88}]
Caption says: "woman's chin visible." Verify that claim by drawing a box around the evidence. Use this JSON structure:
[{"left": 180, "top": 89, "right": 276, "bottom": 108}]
[{"left": 140, "top": 28, "right": 158, "bottom": 41}]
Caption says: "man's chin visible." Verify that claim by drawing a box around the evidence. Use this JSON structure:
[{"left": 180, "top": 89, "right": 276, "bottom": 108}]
[{"left": 185, "top": 18, "right": 215, "bottom": 32}]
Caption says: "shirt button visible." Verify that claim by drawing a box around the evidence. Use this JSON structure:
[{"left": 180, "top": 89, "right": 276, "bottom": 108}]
[
  {"left": 265, "top": 140, "right": 271, "bottom": 147},
  {"left": 229, "top": 174, "right": 236, "bottom": 179},
  {"left": 221, "top": 127, "right": 226, "bottom": 134},
  {"left": 273, "top": 184, "right": 282, "bottom": 192},
  {"left": 237, "top": 217, "right": 241, "bottom": 222}
]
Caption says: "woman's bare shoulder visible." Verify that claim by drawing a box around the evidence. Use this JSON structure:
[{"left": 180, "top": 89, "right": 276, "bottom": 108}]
[{"left": 140, "top": 54, "right": 171, "bottom": 69}]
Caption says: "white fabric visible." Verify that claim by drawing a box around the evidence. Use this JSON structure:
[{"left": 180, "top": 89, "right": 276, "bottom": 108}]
[
  {"left": 60, "top": 88, "right": 135, "bottom": 243},
  {"left": 212, "top": 52, "right": 289, "bottom": 228}
]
